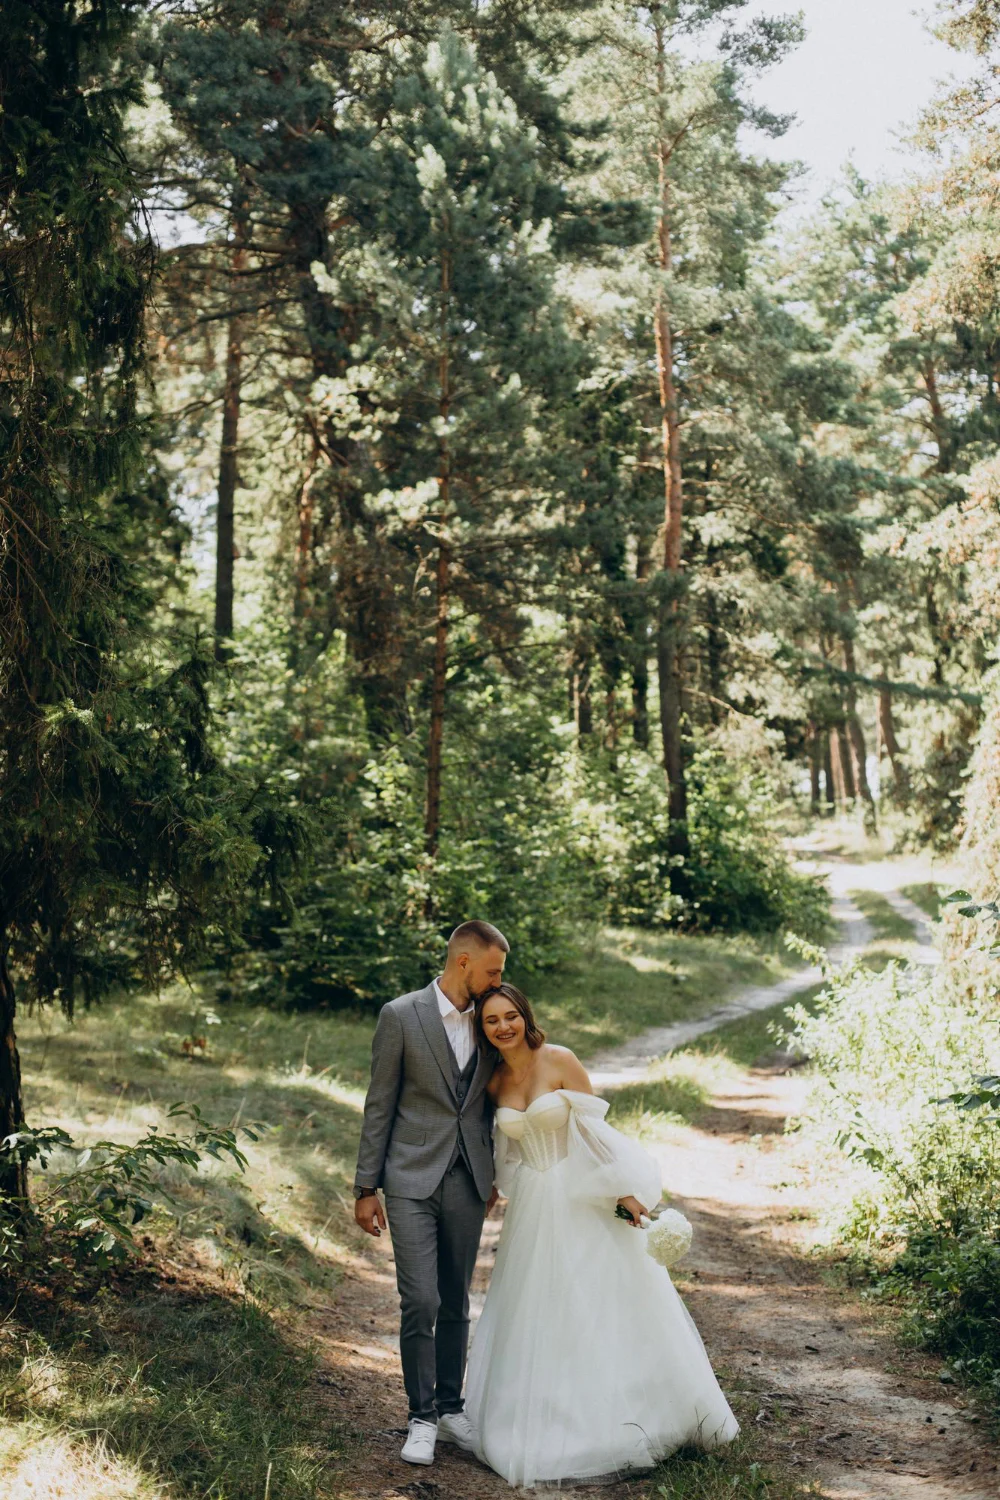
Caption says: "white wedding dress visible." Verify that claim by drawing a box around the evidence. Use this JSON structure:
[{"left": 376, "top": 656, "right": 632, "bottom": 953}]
[{"left": 465, "top": 1090, "right": 738, "bottom": 1488}]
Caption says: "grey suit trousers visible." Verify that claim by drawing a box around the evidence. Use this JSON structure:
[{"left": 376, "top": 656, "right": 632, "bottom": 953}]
[{"left": 385, "top": 1159, "right": 486, "bottom": 1421}]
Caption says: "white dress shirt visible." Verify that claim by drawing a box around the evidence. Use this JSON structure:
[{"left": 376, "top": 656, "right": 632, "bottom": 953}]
[{"left": 433, "top": 977, "right": 475, "bottom": 1072}]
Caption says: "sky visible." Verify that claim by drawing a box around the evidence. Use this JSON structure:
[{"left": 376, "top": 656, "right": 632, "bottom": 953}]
[{"left": 743, "top": 0, "right": 976, "bottom": 204}]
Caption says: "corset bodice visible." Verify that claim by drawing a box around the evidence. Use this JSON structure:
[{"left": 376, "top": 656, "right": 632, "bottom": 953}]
[{"left": 496, "top": 1091, "right": 571, "bottom": 1172}]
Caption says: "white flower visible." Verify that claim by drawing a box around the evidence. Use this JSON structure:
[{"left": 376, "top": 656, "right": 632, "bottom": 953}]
[{"left": 643, "top": 1207, "right": 692, "bottom": 1269}]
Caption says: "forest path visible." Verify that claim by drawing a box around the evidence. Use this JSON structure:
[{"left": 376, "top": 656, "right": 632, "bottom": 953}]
[
  {"left": 589, "top": 839, "right": 937, "bottom": 1089},
  {"left": 311, "top": 848, "right": 999, "bottom": 1499}
]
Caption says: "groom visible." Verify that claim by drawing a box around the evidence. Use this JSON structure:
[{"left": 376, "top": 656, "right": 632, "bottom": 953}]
[{"left": 354, "top": 920, "right": 507, "bottom": 1466}]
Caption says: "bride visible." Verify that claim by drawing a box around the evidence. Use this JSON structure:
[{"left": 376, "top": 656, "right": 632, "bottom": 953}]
[{"left": 465, "top": 982, "right": 739, "bottom": 1488}]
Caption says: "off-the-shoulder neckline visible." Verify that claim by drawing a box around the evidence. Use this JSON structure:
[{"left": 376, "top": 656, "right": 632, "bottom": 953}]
[{"left": 494, "top": 1088, "right": 608, "bottom": 1116}]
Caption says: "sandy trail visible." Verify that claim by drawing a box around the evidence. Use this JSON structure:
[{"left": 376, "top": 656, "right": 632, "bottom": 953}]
[{"left": 313, "top": 852, "right": 999, "bottom": 1498}]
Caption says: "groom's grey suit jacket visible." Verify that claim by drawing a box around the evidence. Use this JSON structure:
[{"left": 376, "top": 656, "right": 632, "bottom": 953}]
[{"left": 354, "top": 983, "right": 496, "bottom": 1202}]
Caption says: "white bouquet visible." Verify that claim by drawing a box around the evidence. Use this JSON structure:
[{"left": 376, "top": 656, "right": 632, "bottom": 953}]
[{"left": 641, "top": 1207, "right": 692, "bottom": 1268}]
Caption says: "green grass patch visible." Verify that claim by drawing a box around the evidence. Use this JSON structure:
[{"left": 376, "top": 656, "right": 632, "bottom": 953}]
[
  {"left": 515, "top": 926, "right": 801, "bottom": 1059},
  {"left": 684, "top": 985, "right": 826, "bottom": 1069},
  {"left": 607, "top": 1069, "right": 715, "bottom": 1133},
  {"left": 0, "top": 1272, "right": 335, "bottom": 1499},
  {"left": 900, "top": 882, "right": 946, "bottom": 921},
  {"left": 849, "top": 889, "right": 917, "bottom": 944},
  {"left": 644, "top": 1396, "right": 820, "bottom": 1497}
]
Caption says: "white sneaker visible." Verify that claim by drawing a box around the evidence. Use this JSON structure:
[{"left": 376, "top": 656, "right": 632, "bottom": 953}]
[
  {"left": 401, "top": 1418, "right": 437, "bottom": 1465},
  {"left": 437, "top": 1409, "right": 477, "bottom": 1451}
]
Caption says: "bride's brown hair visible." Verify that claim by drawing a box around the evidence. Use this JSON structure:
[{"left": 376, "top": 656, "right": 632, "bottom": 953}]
[{"left": 476, "top": 982, "right": 546, "bottom": 1056}]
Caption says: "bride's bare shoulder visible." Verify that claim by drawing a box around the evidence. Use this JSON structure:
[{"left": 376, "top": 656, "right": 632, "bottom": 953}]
[{"left": 538, "top": 1043, "right": 593, "bottom": 1094}]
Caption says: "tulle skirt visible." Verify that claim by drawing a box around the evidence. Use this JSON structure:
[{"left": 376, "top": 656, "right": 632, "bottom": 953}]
[{"left": 465, "top": 1155, "right": 739, "bottom": 1488}]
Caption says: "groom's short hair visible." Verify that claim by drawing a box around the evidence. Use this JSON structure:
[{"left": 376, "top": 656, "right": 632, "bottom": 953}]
[{"left": 448, "top": 920, "right": 509, "bottom": 954}]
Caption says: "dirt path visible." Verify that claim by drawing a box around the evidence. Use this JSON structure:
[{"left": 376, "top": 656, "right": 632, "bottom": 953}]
[
  {"left": 312, "top": 855, "right": 999, "bottom": 1498},
  {"left": 656, "top": 1066, "right": 999, "bottom": 1500}
]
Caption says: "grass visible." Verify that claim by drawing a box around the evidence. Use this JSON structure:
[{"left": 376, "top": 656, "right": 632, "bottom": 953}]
[
  {"left": 605, "top": 981, "right": 827, "bottom": 1139},
  {"left": 0, "top": 1270, "right": 332, "bottom": 1499},
  {"left": 649, "top": 1426, "right": 821, "bottom": 1499},
  {"left": 900, "top": 881, "right": 947, "bottom": 921},
  {"left": 848, "top": 888, "right": 918, "bottom": 944},
  {"left": 3, "top": 923, "right": 798, "bottom": 1498},
  {"left": 685, "top": 985, "right": 825, "bottom": 1069},
  {"left": 517, "top": 926, "right": 801, "bottom": 1059}
]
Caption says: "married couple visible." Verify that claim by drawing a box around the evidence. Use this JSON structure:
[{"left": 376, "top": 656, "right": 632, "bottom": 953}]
[{"left": 353, "top": 919, "right": 738, "bottom": 1488}]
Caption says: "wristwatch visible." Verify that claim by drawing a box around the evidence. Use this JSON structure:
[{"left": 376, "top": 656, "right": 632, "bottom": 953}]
[{"left": 353, "top": 1186, "right": 377, "bottom": 1199}]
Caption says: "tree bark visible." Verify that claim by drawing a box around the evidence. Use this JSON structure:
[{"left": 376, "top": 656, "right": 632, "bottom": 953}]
[
  {"left": 629, "top": 535, "right": 651, "bottom": 749},
  {"left": 214, "top": 184, "right": 249, "bottom": 661},
  {"left": 574, "top": 653, "right": 594, "bottom": 737},
  {"left": 425, "top": 538, "right": 449, "bottom": 857},
  {"left": 0, "top": 935, "right": 27, "bottom": 1204},
  {"left": 922, "top": 361, "right": 953, "bottom": 474},
  {"left": 807, "top": 721, "right": 821, "bottom": 813},
  {"left": 837, "top": 723, "right": 857, "bottom": 801},
  {"left": 829, "top": 726, "right": 848, "bottom": 806},
  {"left": 823, "top": 732, "right": 836, "bottom": 808},
  {"left": 840, "top": 630, "right": 876, "bottom": 826},
  {"left": 425, "top": 248, "right": 452, "bottom": 859},
  {"left": 878, "top": 686, "right": 909, "bottom": 798},
  {"left": 653, "top": 15, "right": 688, "bottom": 849}
]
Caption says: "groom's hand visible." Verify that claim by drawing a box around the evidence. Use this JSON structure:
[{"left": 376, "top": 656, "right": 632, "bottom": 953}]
[
  {"left": 355, "top": 1191, "right": 387, "bottom": 1237},
  {"left": 486, "top": 1186, "right": 500, "bottom": 1215},
  {"left": 617, "top": 1195, "right": 647, "bottom": 1227}
]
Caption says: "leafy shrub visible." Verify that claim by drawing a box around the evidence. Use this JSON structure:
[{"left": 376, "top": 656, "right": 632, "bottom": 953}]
[
  {"left": 247, "top": 716, "right": 598, "bottom": 1010},
  {"left": 0, "top": 1106, "right": 260, "bottom": 1269},
  {"left": 787, "top": 958, "right": 1000, "bottom": 1409},
  {"left": 600, "top": 744, "right": 830, "bottom": 940}
]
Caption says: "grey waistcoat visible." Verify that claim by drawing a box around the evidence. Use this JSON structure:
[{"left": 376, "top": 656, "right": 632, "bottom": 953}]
[{"left": 354, "top": 983, "right": 496, "bottom": 1202}]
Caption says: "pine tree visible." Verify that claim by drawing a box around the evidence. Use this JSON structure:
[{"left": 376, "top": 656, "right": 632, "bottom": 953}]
[
  {"left": 0, "top": 0, "right": 285, "bottom": 1204},
  {"left": 567, "top": 2, "right": 803, "bottom": 854},
  {"left": 369, "top": 28, "right": 577, "bottom": 853}
]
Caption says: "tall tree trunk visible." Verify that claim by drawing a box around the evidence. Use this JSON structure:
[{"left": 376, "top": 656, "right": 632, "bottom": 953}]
[
  {"left": 653, "top": 16, "right": 688, "bottom": 852},
  {"left": 807, "top": 721, "right": 821, "bottom": 813},
  {"left": 214, "top": 184, "right": 249, "bottom": 661},
  {"left": 823, "top": 732, "right": 836, "bottom": 808},
  {"left": 840, "top": 630, "right": 876, "bottom": 827},
  {"left": 0, "top": 936, "right": 27, "bottom": 1203},
  {"left": 574, "top": 652, "right": 594, "bottom": 737},
  {"left": 847, "top": 713, "right": 877, "bottom": 828},
  {"left": 425, "top": 249, "right": 452, "bottom": 859},
  {"left": 922, "top": 361, "right": 953, "bottom": 474},
  {"left": 878, "top": 686, "right": 909, "bottom": 798},
  {"left": 628, "top": 534, "right": 651, "bottom": 748},
  {"left": 830, "top": 726, "right": 848, "bottom": 805},
  {"left": 291, "top": 438, "right": 321, "bottom": 651},
  {"left": 838, "top": 723, "right": 857, "bottom": 801},
  {"left": 425, "top": 538, "right": 449, "bottom": 858}
]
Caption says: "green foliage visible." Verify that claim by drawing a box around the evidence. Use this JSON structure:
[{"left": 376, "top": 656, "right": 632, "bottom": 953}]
[
  {"left": 873, "top": 1229, "right": 1000, "bottom": 1407},
  {"left": 0, "top": 0, "right": 301, "bottom": 1030},
  {"left": 0, "top": 1106, "right": 261, "bottom": 1269},
  {"left": 788, "top": 957, "right": 1000, "bottom": 1411},
  {"left": 247, "top": 701, "right": 599, "bottom": 1009},
  {"left": 848, "top": 889, "right": 918, "bottom": 943},
  {"left": 0, "top": 1277, "right": 330, "bottom": 1499},
  {"left": 602, "top": 744, "right": 829, "bottom": 940}
]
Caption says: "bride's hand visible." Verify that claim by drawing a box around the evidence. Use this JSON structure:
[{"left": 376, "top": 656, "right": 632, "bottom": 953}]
[{"left": 617, "top": 1195, "right": 647, "bottom": 1227}]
